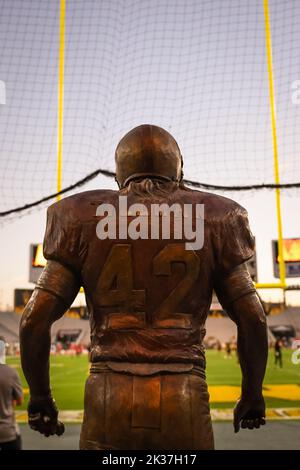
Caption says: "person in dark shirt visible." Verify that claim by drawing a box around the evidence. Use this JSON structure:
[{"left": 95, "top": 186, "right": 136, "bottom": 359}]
[
  {"left": 225, "top": 342, "right": 232, "bottom": 358},
  {"left": 274, "top": 338, "right": 283, "bottom": 368},
  {"left": 0, "top": 336, "right": 24, "bottom": 450}
]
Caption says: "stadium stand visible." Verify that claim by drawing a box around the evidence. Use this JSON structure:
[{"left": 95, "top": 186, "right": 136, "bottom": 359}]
[
  {"left": 206, "top": 315, "right": 277, "bottom": 345},
  {"left": 3, "top": 307, "right": 300, "bottom": 348},
  {"left": 267, "top": 307, "right": 300, "bottom": 339},
  {"left": 205, "top": 317, "right": 237, "bottom": 344},
  {"left": 0, "top": 311, "right": 20, "bottom": 343},
  {"left": 0, "top": 311, "right": 90, "bottom": 346}
]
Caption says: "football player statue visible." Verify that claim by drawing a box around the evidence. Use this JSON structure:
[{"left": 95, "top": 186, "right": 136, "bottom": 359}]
[{"left": 20, "top": 125, "right": 268, "bottom": 450}]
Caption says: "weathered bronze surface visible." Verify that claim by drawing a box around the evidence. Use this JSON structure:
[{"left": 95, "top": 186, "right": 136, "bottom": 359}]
[
  {"left": 20, "top": 125, "right": 268, "bottom": 449},
  {"left": 115, "top": 124, "right": 183, "bottom": 188},
  {"left": 80, "top": 370, "right": 213, "bottom": 450}
]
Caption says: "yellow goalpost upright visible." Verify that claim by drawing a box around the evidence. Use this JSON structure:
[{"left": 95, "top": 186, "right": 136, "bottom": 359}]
[
  {"left": 56, "top": 0, "right": 66, "bottom": 202},
  {"left": 255, "top": 0, "right": 286, "bottom": 290}
]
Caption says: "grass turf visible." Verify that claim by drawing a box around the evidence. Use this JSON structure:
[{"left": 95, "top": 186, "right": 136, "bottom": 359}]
[{"left": 7, "top": 349, "right": 300, "bottom": 411}]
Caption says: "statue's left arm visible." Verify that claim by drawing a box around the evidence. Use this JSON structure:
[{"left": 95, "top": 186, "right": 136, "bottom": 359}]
[
  {"left": 20, "top": 260, "right": 80, "bottom": 436},
  {"left": 212, "top": 202, "right": 268, "bottom": 433}
]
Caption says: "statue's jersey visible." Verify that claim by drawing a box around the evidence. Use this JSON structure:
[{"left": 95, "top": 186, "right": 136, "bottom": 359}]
[{"left": 43, "top": 185, "right": 254, "bottom": 366}]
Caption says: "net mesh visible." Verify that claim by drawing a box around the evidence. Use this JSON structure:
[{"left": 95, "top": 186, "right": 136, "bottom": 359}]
[{"left": 0, "top": 0, "right": 300, "bottom": 219}]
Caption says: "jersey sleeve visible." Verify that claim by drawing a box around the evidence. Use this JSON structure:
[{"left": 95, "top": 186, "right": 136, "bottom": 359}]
[
  {"left": 43, "top": 199, "right": 84, "bottom": 275},
  {"left": 214, "top": 204, "right": 255, "bottom": 274}
]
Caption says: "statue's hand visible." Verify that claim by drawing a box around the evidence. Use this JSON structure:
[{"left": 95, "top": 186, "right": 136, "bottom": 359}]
[
  {"left": 233, "top": 394, "right": 265, "bottom": 433},
  {"left": 28, "top": 394, "right": 65, "bottom": 437}
]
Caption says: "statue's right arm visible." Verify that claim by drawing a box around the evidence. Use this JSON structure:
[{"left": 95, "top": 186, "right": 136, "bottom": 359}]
[{"left": 20, "top": 260, "right": 80, "bottom": 436}]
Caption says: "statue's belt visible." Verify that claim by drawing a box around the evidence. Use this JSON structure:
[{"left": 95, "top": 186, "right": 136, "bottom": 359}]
[{"left": 89, "top": 361, "right": 206, "bottom": 379}]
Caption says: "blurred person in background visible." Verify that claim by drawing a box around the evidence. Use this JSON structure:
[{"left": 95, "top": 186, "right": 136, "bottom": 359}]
[
  {"left": 274, "top": 338, "right": 283, "bottom": 368},
  {"left": 0, "top": 336, "right": 23, "bottom": 450},
  {"left": 225, "top": 342, "right": 232, "bottom": 359}
]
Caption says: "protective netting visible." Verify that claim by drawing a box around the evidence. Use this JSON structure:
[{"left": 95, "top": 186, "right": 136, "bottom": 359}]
[{"left": 0, "top": 0, "right": 300, "bottom": 219}]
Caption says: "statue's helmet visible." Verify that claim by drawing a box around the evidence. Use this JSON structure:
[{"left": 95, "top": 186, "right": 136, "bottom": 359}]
[{"left": 115, "top": 124, "right": 183, "bottom": 188}]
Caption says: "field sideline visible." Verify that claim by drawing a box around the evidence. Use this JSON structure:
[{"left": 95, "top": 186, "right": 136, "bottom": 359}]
[{"left": 7, "top": 349, "right": 300, "bottom": 413}]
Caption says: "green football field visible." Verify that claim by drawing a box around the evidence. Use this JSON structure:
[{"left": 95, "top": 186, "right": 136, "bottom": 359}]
[{"left": 7, "top": 349, "right": 300, "bottom": 411}]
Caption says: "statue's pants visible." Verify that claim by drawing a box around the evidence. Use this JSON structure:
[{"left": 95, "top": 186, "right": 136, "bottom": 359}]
[{"left": 79, "top": 367, "right": 214, "bottom": 450}]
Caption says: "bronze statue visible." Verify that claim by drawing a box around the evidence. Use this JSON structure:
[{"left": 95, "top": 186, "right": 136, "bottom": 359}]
[{"left": 20, "top": 125, "right": 268, "bottom": 450}]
